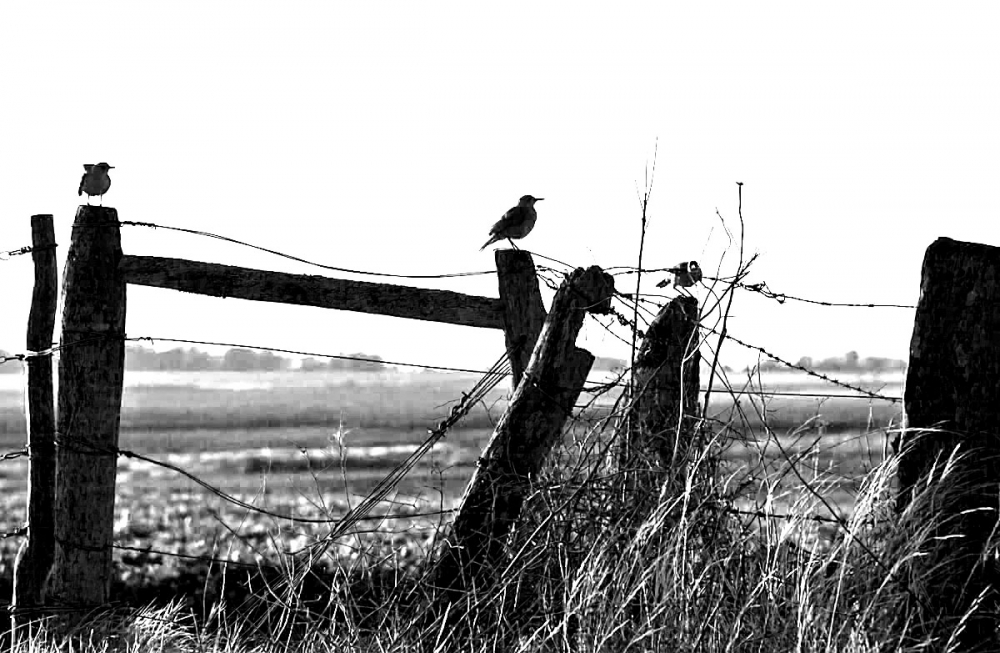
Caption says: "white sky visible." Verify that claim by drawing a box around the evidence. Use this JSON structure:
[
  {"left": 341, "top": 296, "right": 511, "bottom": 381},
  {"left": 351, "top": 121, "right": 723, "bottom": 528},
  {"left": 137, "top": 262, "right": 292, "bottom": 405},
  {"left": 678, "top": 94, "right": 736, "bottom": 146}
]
[{"left": 1, "top": 3, "right": 998, "bottom": 373}]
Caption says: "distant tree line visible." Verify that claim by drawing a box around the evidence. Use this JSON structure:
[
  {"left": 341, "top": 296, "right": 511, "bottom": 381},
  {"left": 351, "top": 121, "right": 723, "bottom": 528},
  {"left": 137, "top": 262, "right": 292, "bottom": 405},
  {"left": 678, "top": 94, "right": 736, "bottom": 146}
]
[
  {"left": 122, "top": 346, "right": 385, "bottom": 372},
  {"left": 756, "top": 350, "right": 906, "bottom": 373},
  {"left": 0, "top": 347, "right": 905, "bottom": 375}
]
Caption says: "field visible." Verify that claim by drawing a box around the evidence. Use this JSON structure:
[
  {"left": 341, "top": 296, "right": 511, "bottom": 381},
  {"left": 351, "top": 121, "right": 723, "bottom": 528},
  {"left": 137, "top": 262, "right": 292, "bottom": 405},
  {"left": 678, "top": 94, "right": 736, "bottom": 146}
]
[{"left": 0, "top": 367, "right": 903, "bottom": 614}]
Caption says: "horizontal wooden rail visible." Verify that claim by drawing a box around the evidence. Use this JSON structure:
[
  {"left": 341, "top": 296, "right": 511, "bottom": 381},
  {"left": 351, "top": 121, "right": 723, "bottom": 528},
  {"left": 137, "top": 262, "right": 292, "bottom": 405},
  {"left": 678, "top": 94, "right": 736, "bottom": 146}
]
[{"left": 120, "top": 255, "right": 504, "bottom": 330}]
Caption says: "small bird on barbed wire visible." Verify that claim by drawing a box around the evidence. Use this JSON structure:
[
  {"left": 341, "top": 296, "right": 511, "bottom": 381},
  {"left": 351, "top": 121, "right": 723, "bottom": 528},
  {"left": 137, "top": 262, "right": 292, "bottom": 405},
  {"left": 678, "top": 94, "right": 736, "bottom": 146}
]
[
  {"left": 480, "top": 195, "right": 543, "bottom": 251},
  {"left": 78, "top": 162, "right": 114, "bottom": 205},
  {"left": 657, "top": 261, "right": 703, "bottom": 289}
]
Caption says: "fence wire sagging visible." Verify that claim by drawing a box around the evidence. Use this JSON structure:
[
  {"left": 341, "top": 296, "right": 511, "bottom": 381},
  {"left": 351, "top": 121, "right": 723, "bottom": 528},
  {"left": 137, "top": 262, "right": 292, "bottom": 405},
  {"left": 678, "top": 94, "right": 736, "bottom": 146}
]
[{"left": 0, "top": 208, "right": 919, "bottom": 637}]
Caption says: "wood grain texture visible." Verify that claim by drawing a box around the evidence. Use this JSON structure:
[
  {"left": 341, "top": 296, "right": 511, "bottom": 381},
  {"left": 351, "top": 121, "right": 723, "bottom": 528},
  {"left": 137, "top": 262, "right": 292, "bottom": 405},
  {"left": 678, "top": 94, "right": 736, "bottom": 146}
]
[
  {"left": 120, "top": 255, "right": 504, "bottom": 330},
  {"left": 434, "top": 266, "right": 615, "bottom": 605},
  {"left": 45, "top": 207, "right": 125, "bottom": 620}
]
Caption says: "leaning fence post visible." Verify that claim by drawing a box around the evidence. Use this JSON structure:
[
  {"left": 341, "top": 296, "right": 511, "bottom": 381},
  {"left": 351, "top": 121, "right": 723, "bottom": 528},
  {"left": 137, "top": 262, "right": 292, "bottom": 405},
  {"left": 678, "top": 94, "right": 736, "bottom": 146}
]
[
  {"left": 10, "top": 215, "right": 58, "bottom": 638},
  {"left": 43, "top": 207, "right": 126, "bottom": 625},
  {"left": 433, "top": 265, "right": 615, "bottom": 599},
  {"left": 897, "top": 236, "right": 1000, "bottom": 649},
  {"left": 495, "top": 250, "right": 547, "bottom": 390},
  {"left": 619, "top": 295, "right": 701, "bottom": 507}
]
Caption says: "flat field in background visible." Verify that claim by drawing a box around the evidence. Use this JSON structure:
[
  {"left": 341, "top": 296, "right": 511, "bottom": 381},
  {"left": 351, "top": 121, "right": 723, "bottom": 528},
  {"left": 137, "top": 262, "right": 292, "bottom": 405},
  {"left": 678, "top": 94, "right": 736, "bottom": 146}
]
[{"left": 0, "top": 368, "right": 903, "bottom": 592}]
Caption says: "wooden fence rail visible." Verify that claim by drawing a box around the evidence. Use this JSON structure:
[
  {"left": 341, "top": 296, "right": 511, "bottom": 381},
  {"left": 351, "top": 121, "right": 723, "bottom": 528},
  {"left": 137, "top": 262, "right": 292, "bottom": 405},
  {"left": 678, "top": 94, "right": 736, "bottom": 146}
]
[
  {"left": 17, "top": 207, "right": 1000, "bottom": 648},
  {"left": 120, "top": 255, "right": 505, "bottom": 331},
  {"left": 10, "top": 206, "right": 554, "bottom": 631}
]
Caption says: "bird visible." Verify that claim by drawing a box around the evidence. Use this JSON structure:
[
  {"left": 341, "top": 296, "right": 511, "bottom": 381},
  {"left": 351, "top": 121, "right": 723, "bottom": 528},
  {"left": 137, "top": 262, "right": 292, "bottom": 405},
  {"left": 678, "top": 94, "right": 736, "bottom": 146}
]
[
  {"left": 480, "top": 195, "right": 543, "bottom": 250},
  {"left": 656, "top": 261, "right": 703, "bottom": 289},
  {"left": 78, "top": 162, "right": 114, "bottom": 205}
]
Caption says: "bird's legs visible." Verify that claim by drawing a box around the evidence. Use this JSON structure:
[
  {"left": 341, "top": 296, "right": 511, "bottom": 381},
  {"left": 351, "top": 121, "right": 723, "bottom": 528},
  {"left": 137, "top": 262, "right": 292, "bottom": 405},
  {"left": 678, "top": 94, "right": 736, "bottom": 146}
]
[{"left": 507, "top": 238, "right": 520, "bottom": 250}]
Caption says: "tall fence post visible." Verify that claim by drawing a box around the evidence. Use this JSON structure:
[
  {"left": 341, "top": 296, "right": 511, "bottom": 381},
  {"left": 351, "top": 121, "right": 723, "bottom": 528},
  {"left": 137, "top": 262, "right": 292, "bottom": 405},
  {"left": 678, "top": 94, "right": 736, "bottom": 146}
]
[
  {"left": 43, "top": 207, "right": 126, "bottom": 625},
  {"left": 619, "top": 295, "right": 701, "bottom": 511},
  {"left": 897, "top": 236, "right": 1000, "bottom": 649},
  {"left": 10, "top": 215, "right": 58, "bottom": 638},
  {"left": 433, "top": 265, "right": 615, "bottom": 601},
  {"left": 495, "top": 250, "right": 547, "bottom": 390}
]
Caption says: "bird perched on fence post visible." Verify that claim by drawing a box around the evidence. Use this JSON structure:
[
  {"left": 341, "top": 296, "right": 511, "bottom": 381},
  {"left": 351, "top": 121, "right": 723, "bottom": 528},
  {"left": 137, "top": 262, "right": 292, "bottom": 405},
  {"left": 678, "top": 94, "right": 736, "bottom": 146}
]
[
  {"left": 480, "top": 195, "right": 543, "bottom": 250},
  {"left": 78, "top": 162, "right": 114, "bottom": 205},
  {"left": 656, "top": 261, "right": 703, "bottom": 289}
]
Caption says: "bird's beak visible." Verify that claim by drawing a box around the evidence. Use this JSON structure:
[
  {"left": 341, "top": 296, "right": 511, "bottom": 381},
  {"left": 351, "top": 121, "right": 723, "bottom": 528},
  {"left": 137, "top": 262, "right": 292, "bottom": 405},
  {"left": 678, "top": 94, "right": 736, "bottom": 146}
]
[{"left": 536, "top": 198, "right": 544, "bottom": 201}]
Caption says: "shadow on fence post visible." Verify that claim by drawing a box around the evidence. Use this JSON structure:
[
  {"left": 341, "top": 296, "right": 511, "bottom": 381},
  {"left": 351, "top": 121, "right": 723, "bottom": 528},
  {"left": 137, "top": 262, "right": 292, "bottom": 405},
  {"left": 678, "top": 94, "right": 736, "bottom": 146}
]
[
  {"left": 431, "top": 265, "right": 615, "bottom": 615},
  {"left": 618, "top": 295, "right": 701, "bottom": 516},
  {"left": 43, "top": 206, "right": 126, "bottom": 631},
  {"left": 897, "top": 236, "right": 1000, "bottom": 650},
  {"left": 10, "top": 215, "right": 58, "bottom": 641}
]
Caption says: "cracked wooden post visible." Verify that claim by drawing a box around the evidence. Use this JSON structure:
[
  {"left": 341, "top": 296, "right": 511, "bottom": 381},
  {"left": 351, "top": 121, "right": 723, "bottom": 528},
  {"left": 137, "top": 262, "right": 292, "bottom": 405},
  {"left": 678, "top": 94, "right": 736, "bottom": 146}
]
[
  {"left": 433, "top": 265, "right": 615, "bottom": 599},
  {"left": 44, "top": 206, "right": 126, "bottom": 627},
  {"left": 897, "top": 237, "right": 1000, "bottom": 650},
  {"left": 10, "top": 215, "right": 58, "bottom": 640},
  {"left": 619, "top": 295, "right": 701, "bottom": 507},
  {"left": 495, "top": 250, "right": 547, "bottom": 390}
]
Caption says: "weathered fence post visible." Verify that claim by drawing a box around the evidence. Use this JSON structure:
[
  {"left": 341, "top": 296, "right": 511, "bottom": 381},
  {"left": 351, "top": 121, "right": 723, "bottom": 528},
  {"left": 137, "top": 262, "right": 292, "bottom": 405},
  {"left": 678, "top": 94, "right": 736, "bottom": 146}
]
[
  {"left": 44, "top": 207, "right": 126, "bottom": 624},
  {"left": 897, "top": 237, "right": 1000, "bottom": 649},
  {"left": 495, "top": 250, "right": 547, "bottom": 389},
  {"left": 10, "top": 215, "right": 58, "bottom": 638},
  {"left": 619, "top": 295, "right": 701, "bottom": 506},
  {"left": 433, "top": 265, "right": 615, "bottom": 599}
]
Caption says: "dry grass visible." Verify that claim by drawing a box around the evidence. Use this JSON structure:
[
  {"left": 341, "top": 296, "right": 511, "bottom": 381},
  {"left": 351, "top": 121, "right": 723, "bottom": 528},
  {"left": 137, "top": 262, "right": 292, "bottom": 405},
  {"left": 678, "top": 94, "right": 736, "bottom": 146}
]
[{"left": 8, "top": 404, "right": 997, "bottom": 652}]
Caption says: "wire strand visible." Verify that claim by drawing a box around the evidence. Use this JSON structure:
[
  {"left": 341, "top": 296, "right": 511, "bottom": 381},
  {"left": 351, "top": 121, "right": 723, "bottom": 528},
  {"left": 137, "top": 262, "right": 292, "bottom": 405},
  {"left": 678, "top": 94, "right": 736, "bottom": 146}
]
[{"left": 119, "top": 221, "right": 496, "bottom": 279}]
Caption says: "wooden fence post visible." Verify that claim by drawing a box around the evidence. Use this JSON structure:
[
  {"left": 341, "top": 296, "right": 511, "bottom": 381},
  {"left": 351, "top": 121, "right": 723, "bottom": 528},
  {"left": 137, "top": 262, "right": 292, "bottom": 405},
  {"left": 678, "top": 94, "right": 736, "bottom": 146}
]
[
  {"left": 44, "top": 207, "right": 126, "bottom": 623},
  {"left": 10, "top": 215, "right": 58, "bottom": 637},
  {"left": 495, "top": 250, "right": 547, "bottom": 389},
  {"left": 897, "top": 237, "right": 1000, "bottom": 649},
  {"left": 619, "top": 295, "right": 701, "bottom": 507},
  {"left": 433, "top": 265, "right": 615, "bottom": 599}
]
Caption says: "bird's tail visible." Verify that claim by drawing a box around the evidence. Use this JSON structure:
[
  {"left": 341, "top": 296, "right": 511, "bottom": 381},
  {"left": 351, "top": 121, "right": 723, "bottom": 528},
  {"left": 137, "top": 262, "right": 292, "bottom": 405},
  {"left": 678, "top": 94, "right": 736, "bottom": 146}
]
[{"left": 479, "top": 236, "right": 498, "bottom": 251}]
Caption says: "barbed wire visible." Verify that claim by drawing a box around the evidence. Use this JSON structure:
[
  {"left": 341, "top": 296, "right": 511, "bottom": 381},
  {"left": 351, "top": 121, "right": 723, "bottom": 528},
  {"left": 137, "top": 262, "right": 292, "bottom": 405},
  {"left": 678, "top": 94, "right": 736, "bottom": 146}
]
[
  {"left": 0, "top": 220, "right": 929, "bottom": 613},
  {"left": 729, "top": 279, "right": 916, "bottom": 309},
  {"left": 725, "top": 505, "right": 844, "bottom": 525},
  {"left": 0, "top": 243, "right": 57, "bottom": 260},
  {"left": 3, "top": 333, "right": 903, "bottom": 402},
  {"left": 703, "top": 326, "right": 901, "bottom": 403},
  {"left": 119, "top": 221, "right": 496, "bottom": 279},
  {"left": 301, "top": 346, "right": 514, "bottom": 558},
  {"left": 22, "top": 342, "right": 515, "bottom": 548},
  {"left": 605, "top": 263, "right": 916, "bottom": 309},
  {"left": 111, "top": 542, "right": 274, "bottom": 569},
  {"left": 48, "top": 435, "right": 456, "bottom": 528}
]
